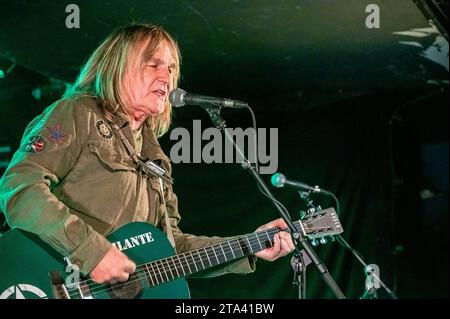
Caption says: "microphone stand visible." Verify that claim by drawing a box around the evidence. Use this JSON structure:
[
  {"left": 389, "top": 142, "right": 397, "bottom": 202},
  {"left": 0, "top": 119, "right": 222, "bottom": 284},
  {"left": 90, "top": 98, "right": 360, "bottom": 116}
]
[
  {"left": 297, "top": 189, "right": 398, "bottom": 299},
  {"left": 204, "top": 107, "right": 346, "bottom": 299},
  {"left": 291, "top": 248, "right": 312, "bottom": 299}
]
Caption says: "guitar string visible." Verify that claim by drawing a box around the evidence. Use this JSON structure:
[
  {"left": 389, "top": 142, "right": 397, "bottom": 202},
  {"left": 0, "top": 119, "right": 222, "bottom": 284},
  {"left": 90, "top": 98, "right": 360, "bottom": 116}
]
[
  {"left": 66, "top": 219, "right": 334, "bottom": 299},
  {"left": 67, "top": 228, "right": 279, "bottom": 298},
  {"left": 68, "top": 224, "right": 284, "bottom": 288},
  {"left": 65, "top": 227, "right": 281, "bottom": 299},
  {"left": 66, "top": 230, "right": 275, "bottom": 298},
  {"left": 66, "top": 217, "right": 333, "bottom": 298}
]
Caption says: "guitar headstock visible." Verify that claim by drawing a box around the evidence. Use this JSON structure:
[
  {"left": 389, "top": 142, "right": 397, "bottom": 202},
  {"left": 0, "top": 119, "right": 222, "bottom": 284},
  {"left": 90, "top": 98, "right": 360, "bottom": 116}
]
[{"left": 296, "top": 207, "right": 343, "bottom": 244}]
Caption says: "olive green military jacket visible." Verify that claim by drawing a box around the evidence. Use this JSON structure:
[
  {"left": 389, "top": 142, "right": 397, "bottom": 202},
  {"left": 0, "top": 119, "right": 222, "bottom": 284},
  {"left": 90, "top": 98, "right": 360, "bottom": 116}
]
[{"left": 0, "top": 95, "right": 255, "bottom": 276}]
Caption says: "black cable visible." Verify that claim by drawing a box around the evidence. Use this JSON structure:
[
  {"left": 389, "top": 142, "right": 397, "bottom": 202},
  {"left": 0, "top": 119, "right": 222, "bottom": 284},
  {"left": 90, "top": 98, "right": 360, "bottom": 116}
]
[
  {"left": 245, "top": 105, "right": 260, "bottom": 174},
  {"left": 244, "top": 105, "right": 308, "bottom": 298},
  {"left": 327, "top": 192, "right": 399, "bottom": 299},
  {"left": 208, "top": 102, "right": 260, "bottom": 173},
  {"left": 213, "top": 102, "right": 345, "bottom": 298},
  {"left": 301, "top": 254, "right": 307, "bottom": 298},
  {"left": 240, "top": 105, "right": 293, "bottom": 226}
]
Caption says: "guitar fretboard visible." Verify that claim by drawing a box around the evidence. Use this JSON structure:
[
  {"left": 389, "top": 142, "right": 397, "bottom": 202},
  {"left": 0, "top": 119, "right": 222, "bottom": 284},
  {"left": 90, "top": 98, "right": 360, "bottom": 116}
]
[
  {"left": 137, "top": 221, "right": 301, "bottom": 287},
  {"left": 63, "top": 208, "right": 341, "bottom": 298}
]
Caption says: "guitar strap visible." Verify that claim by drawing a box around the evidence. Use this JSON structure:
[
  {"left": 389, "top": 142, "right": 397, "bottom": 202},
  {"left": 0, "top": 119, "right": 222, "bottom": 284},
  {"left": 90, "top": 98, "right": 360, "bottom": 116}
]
[
  {"left": 111, "top": 121, "right": 176, "bottom": 249},
  {"left": 110, "top": 122, "right": 140, "bottom": 164},
  {"left": 158, "top": 178, "right": 176, "bottom": 249},
  {"left": 112, "top": 122, "right": 173, "bottom": 183}
]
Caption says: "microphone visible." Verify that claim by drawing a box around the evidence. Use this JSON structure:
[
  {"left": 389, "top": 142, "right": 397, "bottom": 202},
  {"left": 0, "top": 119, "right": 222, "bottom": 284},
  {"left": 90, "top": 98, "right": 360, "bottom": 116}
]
[
  {"left": 169, "top": 88, "right": 248, "bottom": 109},
  {"left": 271, "top": 172, "right": 328, "bottom": 194},
  {"left": 138, "top": 158, "right": 173, "bottom": 185}
]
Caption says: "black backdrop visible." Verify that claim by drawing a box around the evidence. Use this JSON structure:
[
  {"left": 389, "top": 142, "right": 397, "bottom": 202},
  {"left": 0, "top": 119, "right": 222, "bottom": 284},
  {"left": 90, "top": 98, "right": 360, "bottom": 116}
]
[
  {"left": 0, "top": 63, "right": 448, "bottom": 299},
  {"left": 160, "top": 87, "right": 448, "bottom": 299},
  {"left": 0, "top": 0, "right": 448, "bottom": 299}
]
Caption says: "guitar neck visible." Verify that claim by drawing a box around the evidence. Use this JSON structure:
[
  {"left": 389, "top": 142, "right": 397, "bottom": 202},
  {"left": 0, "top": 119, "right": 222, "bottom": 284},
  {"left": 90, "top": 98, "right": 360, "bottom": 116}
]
[
  {"left": 138, "top": 222, "right": 300, "bottom": 286},
  {"left": 59, "top": 208, "right": 340, "bottom": 298}
]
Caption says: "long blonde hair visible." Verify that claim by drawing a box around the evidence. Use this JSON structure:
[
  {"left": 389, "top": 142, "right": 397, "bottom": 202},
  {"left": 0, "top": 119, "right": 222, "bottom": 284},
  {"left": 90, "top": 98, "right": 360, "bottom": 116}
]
[{"left": 64, "top": 24, "right": 181, "bottom": 137}]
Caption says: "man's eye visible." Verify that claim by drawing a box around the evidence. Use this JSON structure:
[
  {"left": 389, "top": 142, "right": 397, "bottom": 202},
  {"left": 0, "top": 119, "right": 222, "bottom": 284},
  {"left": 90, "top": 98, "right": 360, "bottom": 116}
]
[{"left": 144, "top": 63, "right": 157, "bottom": 68}]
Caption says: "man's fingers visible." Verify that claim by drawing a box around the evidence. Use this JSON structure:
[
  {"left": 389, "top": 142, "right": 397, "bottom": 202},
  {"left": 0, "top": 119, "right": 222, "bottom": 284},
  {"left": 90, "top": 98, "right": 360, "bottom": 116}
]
[
  {"left": 124, "top": 259, "right": 136, "bottom": 274},
  {"left": 91, "top": 274, "right": 105, "bottom": 284},
  {"left": 278, "top": 232, "right": 295, "bottom": 255},
  {"left": 118, "top": 272, "right": 130, "bottom": 283},
  {"left": 110, "top": 271, "right": 130, "bottom": 284},
  {"left": 89, "top": 246, "right": 137, "bottom": 284},
  {"left": 273, "top": 233, "right": 281, "bottom": 250}
]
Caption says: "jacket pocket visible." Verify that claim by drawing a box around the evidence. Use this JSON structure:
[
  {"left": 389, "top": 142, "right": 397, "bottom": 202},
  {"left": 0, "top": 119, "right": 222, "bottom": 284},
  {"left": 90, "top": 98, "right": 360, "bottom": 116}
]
[
  {"left": 58, "top": 140, "right": 134, "bottom": 226},
  {"left": 148, "top": 178, "right": 172, "bottom": 225},
  {"left": 149, "top": 178, "right": 172, "bottom": 204},
  {"left": 88, "top": 140, "right": 135, "bottom": 171}
]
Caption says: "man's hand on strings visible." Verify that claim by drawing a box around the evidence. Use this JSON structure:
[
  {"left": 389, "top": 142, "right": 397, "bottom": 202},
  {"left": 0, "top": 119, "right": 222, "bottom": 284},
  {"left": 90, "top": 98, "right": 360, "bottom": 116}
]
[{"left": 254, "top": 218, "right": 295, "bottom": 261}]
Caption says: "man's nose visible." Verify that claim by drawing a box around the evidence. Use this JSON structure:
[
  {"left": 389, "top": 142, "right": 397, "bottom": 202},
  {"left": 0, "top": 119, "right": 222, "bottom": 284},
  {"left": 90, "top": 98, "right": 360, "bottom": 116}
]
[{"left": 157, "top": 67, "right": 171, "bottom": 82}]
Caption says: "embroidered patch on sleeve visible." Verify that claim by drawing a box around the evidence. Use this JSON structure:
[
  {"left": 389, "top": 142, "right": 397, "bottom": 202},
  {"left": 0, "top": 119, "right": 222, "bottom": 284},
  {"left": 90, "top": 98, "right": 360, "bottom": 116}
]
[
  {"left": 20, "top": 136, "right": 46, "bottom": 153},
  {"left": 96, "top": 120, "right": 113, "bottom": 139},
  {"left": 46, "top": 124, "right": 69, "bottom": 144}
]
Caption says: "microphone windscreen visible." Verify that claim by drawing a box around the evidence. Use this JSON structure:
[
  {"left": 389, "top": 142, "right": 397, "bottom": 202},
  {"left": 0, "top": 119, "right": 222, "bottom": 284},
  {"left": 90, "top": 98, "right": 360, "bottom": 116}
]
[
  {"left": 271, "top": 172, "right": 285, "bottom": 188},
  {"left": 169, "top": 88, "right": 186, "bottom": 107}
]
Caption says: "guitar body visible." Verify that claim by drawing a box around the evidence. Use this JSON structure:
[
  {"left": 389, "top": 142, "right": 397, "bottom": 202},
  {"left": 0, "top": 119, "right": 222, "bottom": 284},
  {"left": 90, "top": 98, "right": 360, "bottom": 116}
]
[
  {"left": 0, "top": 222, "right": 190, "bottom": 299},
  {"left": 0, "top": 207, "right": 342, "bottom": 299}
]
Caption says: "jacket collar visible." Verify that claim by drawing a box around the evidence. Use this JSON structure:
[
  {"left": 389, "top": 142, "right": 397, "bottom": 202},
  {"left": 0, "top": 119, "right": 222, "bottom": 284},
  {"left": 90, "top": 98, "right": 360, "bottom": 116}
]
[
  {"left": 141, "top": 120, "right": 168, "bottom": 163},
  {"left": 109, "top": 113, "right": 169, "bottom": 166}
]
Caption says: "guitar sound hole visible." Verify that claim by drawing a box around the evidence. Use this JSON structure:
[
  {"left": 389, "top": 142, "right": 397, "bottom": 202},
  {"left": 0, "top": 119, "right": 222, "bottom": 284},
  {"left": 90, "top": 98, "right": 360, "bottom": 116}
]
[{"left": 108, "top": 273, "right": 143, "bottom": 299}]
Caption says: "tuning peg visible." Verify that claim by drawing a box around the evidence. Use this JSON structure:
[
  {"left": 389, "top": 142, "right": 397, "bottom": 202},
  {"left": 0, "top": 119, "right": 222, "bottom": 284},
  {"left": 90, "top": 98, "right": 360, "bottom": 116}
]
[
  {"left": 320, "top": 237, "right": 328, "bottom": 245},
  {"left": 299, "top": 210, "right": 306, "bottom": 220},
  {"left": 311, "top": 239, "right": 319, "bottom": 246}
]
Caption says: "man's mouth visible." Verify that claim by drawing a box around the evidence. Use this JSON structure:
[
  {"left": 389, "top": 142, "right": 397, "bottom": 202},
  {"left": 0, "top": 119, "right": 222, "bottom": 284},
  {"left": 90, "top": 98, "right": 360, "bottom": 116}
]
[{"left": 153, "top": 89, "right": 166, "bottom": 97}]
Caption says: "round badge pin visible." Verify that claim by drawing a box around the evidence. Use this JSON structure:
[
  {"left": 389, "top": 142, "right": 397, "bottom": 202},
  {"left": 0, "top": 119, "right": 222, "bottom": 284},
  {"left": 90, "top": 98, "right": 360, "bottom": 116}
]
[{"left": 96, "top": 120, "right": 113, "bottom": 139}]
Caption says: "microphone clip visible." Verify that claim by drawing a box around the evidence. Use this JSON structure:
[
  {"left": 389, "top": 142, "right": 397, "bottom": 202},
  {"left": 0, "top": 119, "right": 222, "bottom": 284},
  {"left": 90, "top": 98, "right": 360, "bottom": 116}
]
[{"left": 136, "top": 157, "right": 174, "bottom": 185}]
